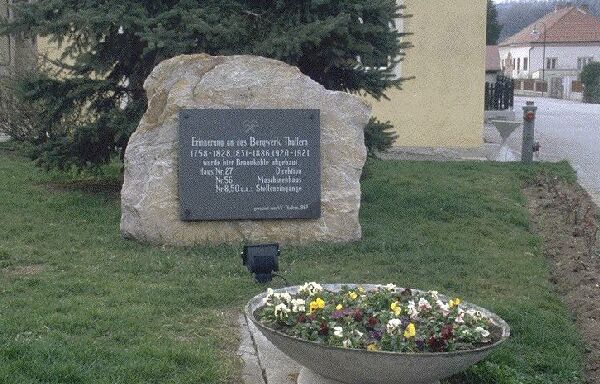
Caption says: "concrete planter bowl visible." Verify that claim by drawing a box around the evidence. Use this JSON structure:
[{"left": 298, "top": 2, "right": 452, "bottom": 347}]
[{"left": 245, "top": 284, "right": 510, "bottom": 384}]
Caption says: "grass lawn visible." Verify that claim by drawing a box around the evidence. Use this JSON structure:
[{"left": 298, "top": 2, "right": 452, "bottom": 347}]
[{"left": 0, "top": 143, "right": 585, "bottom": 384}]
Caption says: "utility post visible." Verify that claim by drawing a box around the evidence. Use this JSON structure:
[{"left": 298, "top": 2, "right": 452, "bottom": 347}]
[{"left": 522, "top": 101, "right": 537, "bottom": 164}]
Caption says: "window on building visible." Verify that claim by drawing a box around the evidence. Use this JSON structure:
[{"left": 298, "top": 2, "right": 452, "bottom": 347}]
[
  {"left": 577, "top": 57, "right": 594, "bottom": 70},
  {"left": 517, "top": 58, "right": 521, "bottom": 71},
  {"left": 546, "top": 58, "right": 557, "bottom": 70},
  {"left": 523, "top": 58, "right": 528, "bottom": 71}
]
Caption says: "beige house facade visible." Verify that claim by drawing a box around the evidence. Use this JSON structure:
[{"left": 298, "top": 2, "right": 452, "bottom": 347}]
[
  {"left": 1, "top": 0, "right": 75, "bottom": 76},
  {"left": 0, "top": 0, "right": 37, "bottom": 76},
  {"left": 366, "top": 0, "right": 487, "bottom": 148}
]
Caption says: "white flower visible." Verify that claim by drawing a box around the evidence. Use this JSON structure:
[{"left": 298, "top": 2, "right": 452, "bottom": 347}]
[
  {"left": 299, "top": 282, "right": 324, "bottom": 296},
  {"left": 418, "top": 298, "right": 432, "bottom": 311},
  {"left": 354, "top": 330, "right": 364, "bottom": 338},
  {"left": 384, "top": 283, "right": 397, "bottom": 292},
  {"left": 333, "top": 326, "right": 344, "bottom": 338},
  {"left": 428, "top": 290, "right": 439, "bottom": 300},
  {"left": 386, "top": 318, "right": 402, "bottom": 335},
  {"left": 274, "top": 292, "right": 292, "bottom": 303},
  {"left": 407, "top": 300, "right": 418, "bottom": 319},
  {"left": 475, "top": 327, "right": 490, "bottom": 338},
  {"left": 454, "top": 309, "right": 465, "bottom": 324},
  {"left": 436, "top": 300, "right": 450, "bottom": 316},
  {"left": 342, "top": 339, "right": 352, "bottom": 348},
  {"left": 290, "top": 298, "right": 306, "bottom": 313},
  {"left": 262, "top": 288, "right": 275, "bottom": 305},
  {"left": 467, "top": 309, "right": 483, "bottom": 319},
  {"left": 274, "top": 303, "right": 290, "bottom": 318}
]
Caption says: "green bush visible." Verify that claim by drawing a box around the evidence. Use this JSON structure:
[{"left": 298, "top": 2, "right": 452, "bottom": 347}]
[
  {"left": 580, "top": 62, "right": 600, "bottom": 104},
  {"left": 583, "top": 82, "right": 600, "bottom": 104},
  {"left": 364, "top": 117, "right": 398, "bottom": 157},
  {"left": 0, "top": 69, "right": 44, "bottom": 142}
]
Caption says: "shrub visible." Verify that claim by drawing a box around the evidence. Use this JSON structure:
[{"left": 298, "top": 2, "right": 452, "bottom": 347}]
[
  {"left": 580, "top": 62, "right": 600, "bottom": 104},
  {"left": 0, "top": 69, "right": 43, "bottom": 142},
  {"left": 364, "top": 117, "right": 398, "bottom": 157}
]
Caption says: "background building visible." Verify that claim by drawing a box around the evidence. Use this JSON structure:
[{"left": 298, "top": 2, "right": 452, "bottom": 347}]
[
  {"left": 499, "top": 6, "right": 600, "bottom": 81},
  {"left": 486, "top": 45, "right": 502, "bottom": 83}
]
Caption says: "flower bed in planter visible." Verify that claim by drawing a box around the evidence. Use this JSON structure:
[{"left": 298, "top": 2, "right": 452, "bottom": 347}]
[{"left": 246, "top": 284, "right": 510, "bottom": 384}]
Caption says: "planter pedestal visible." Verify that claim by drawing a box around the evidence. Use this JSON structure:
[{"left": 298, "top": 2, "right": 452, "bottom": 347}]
[
  {"left": 298, "top": 368, "right": 441, "bottom": 384},
  {"left": 490, "top": 120, "right": 521, "bottom": 162}
]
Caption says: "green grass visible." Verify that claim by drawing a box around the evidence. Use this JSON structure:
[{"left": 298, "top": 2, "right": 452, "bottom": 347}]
[{"left": 0, "top": 143, "right": 584, "bottom": 384}]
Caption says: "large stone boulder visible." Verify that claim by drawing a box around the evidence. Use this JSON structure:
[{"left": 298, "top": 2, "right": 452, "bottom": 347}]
[{"left": 121, "top": 54, "right": 370, "bottom": 245}]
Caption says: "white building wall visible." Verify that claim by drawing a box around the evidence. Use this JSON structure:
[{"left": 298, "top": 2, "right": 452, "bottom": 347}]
[
  {"left": 531, "top": 45, "right": 600, "bottom": 72},
  {"left": 500, "top": 44, "right": 600, "bottom": 80},
  {"left": 499, "top": 46, "right": 532, "bottom": 79}
]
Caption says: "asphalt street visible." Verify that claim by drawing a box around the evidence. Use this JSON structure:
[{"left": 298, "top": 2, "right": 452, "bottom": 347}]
[{"left": 497, "top": 96, "right": 600, "bottom": 204}]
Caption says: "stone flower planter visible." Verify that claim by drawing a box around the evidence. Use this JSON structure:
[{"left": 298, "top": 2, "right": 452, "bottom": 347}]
[{"left": 245, "top": 284, "right": 510, "bottom": 384}]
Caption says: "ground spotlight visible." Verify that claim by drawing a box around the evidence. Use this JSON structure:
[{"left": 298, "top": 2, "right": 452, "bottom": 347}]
[{"left": 241, "top": 243, "right": 280, "bottom": 283}]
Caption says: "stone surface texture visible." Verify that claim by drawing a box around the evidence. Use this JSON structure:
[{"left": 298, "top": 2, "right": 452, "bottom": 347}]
[{"left": 121, "top": 54, "right": 370, "bottom": 245}]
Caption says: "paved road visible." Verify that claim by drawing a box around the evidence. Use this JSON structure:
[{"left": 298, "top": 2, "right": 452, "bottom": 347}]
[{"left": 493, "top": 96, "right": 600, "bottom": 204}]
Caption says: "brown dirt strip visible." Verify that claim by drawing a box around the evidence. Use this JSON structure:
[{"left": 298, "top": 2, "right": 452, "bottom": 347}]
[{"left": 525, "top": 175, "right": 600, "bottom": 384}]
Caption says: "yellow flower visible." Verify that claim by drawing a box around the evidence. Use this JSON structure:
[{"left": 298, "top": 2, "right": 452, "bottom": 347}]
[
  {"left": 348, "top": 291, "right": 358, "bottom": 300},
  {"left": 357, "top": 286, "right": 366, "bottom": 293},
  {"left": 390, "top": 301, "right": 401, "bottom": 316},
  {"left": 309, "top": 298, "right": 325, "bottom": 312},
  {"left": 336, "top": 303, "right": 343, "bottom": 311},
  {"left": 404, "top": 323, "right": 416, "bottom": 338},
  {"left": 367, "top": 343, "right": 379, "bottom": 352},
  {"left": 449, "top": 298, "right": 461, "bottom": 308}
]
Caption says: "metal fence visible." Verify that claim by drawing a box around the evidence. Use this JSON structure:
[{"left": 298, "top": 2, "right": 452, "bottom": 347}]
[{"left": 485, "top": 76, "right": 514, "bottom": 111}]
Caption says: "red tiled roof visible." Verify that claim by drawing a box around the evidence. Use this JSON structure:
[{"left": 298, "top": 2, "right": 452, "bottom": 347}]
[
  {"left": 486, "top": 46, "right": 501, "bottom": 71},
  {"left": 499, "top": 6, "right": 600, "bottom": 46}
]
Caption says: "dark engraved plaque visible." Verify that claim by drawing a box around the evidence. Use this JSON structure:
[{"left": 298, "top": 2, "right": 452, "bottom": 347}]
[{"left": 178, "top": 109, "right": 321, "bottom": 221}]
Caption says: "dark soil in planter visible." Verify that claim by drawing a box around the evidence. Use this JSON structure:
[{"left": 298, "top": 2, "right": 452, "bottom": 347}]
[{"left": 524, "top": 176, "right": 600, "bottom": 384}]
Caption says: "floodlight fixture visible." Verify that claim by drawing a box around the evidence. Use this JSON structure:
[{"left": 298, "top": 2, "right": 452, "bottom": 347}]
[{"left": 241, "top": 243, "right": 280, "bottom": 283}]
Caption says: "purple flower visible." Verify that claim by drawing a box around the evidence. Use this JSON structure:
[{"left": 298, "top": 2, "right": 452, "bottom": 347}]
[
  {"left": 400, "top": 316, "right": 410, "bottom": 328},
  {"left": 428, "top": 336, "right": 447, "bottom": 352},
  {"left": 368, "top": 330, "right": 382, "bottom": 341},
  {"left": 441, "top": 324, "right": 454, "bottom": 340},
  {"left": 353, "top": 309, "right": 364, "bottom": 322},
  {"left": 415, "top": 339, "right": 425, "bottom": 351},
  {"left": 318, "top": 321, "right": 329, "bottom": 336},
  {"left": 367, "top": 316, "right": 379, "bottom": 327},
  {"left": 331, "top": 310, "right": 345, "bottom": 319}
]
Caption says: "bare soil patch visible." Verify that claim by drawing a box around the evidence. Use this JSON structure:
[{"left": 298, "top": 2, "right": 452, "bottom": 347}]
[
  {"left": 41, "top": 179, "right": 122, "bottom": 199},
  {"left": 525, "top": 175, "right": 600, "bottom": 384}
]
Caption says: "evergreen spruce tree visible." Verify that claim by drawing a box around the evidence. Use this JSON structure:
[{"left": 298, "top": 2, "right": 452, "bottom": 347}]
[
  {"left": 1, "top": 0, "right": 408, "bottom": 170},
  {"left": 487, "top": 0, "right": 502, "bottom": 46}
]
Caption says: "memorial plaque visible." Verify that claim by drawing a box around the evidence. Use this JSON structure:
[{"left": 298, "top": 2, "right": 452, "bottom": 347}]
[{"left": 178, "top": 109, "right": 321, "bottom": 221}]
